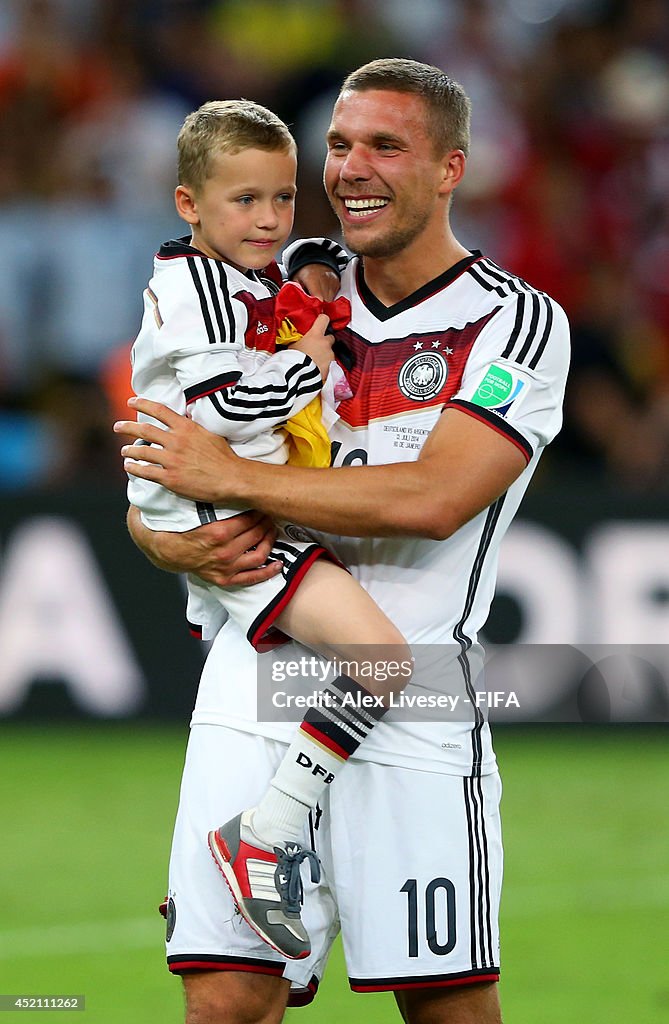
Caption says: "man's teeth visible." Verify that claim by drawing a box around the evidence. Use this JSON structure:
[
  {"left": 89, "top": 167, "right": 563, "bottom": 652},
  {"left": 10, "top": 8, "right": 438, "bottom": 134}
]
[{"left": 345, "top": 198, "right": 388, "bottom": 217}]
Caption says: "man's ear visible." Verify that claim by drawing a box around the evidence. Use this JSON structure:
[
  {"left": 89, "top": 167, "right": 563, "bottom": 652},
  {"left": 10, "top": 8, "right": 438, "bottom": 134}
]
[
  {"left": 437, "top": 150, "right": 466, "bottom": 197},
  {"left": 175, "top": 184, "right": 199, "bottom": 225}
]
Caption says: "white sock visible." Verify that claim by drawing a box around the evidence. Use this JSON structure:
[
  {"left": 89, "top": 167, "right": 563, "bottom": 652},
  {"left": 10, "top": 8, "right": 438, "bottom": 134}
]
[
  {"left": 251, "top": 729, "right": 345, "bottom": 845},
  {"left": 252, "top": 675, "right": 388, "bottom": 847}
]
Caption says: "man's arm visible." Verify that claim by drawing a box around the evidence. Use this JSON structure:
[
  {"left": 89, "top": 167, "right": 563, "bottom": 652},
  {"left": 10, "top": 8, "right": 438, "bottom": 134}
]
[
  {"left": 127, "top": 505, "right": 283, "bottom": 585},
  {"left": 116, "top": 401, "right": 527, "bottom": 540}
]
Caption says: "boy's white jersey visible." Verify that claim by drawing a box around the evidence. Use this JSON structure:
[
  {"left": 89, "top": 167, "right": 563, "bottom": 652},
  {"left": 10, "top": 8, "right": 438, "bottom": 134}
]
[
  {"left": 129, "top": 237, "right": 323, "bottom": 532},
  {"left": 192, "top": 251, "right": 571, "bottom": 776},
  {"left": 128, "top": 237, "right": 334, "bottom": 642}
]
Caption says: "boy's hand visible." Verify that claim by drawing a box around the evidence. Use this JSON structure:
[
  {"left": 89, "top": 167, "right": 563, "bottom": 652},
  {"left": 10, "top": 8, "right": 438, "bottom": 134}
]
[
  {"left": 288, "top": 312, "right": 335, "bottom": 381},
  {"left": 292, "top": 264, "right": 339, "bottom": 302}
]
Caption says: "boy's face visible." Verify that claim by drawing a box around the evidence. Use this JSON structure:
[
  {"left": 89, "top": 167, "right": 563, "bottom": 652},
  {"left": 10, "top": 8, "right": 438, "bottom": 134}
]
[{"left": 178, "top": 146, "right": 297, "bottom": 271}]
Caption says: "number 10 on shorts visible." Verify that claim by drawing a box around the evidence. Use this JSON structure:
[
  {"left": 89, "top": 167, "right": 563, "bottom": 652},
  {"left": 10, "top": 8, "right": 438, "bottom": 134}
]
[{"left": 401, "top": 878, "right": 456, "bottom": 957}]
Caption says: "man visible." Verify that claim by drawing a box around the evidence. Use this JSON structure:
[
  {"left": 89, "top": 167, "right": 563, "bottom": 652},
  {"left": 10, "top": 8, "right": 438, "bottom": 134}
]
[{"left": 116, "top": 59, "right": 569, "bottom": 1024}]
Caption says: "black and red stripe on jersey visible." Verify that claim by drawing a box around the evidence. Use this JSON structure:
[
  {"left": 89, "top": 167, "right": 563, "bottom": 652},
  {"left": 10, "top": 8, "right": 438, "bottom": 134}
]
[{"left": 333, "top": 312, "right": 498, "bottom": 428}]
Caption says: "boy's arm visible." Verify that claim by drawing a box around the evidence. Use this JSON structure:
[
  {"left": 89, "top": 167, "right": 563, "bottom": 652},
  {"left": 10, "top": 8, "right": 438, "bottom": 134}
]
[
  {"left": 278, "top": 237, "right": 349, "bottom": 302},
  {"left": 178, "top": 333, "right": 327, "bottom": 443},
  {"left": 281, "top": 237, "right": 349, "bottom": 282},
  {"left": 291, "top": 264, "right": 340, "bottom": 302},
  {"left": 154, "top": 277, "right": 333, "bottom": 443}
]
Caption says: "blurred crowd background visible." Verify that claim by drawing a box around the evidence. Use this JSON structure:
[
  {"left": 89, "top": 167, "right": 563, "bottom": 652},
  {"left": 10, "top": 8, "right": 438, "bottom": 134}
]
[{"left": 1, "top": 0, "right": 668, "bottom": 495}]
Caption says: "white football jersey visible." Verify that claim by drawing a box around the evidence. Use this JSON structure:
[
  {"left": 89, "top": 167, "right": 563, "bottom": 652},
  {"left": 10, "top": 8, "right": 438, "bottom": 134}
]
[
  {"left": 192, "top": 251, "right": 570, "bottom": 776},
  {"left": 129, "top": 237, "right": 323, "bottom": 532},
  {"left": 128, "top": 237, "right": 341, "bottom": 642}
]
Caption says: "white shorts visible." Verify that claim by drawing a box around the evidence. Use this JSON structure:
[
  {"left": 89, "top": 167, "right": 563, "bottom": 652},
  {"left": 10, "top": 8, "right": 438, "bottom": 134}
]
[
  {"left": 186, "top": 532, "right": 335, "bottom": 647},
  {"left": 164, "top": 724, "right": 502, "bottom": 1006}
]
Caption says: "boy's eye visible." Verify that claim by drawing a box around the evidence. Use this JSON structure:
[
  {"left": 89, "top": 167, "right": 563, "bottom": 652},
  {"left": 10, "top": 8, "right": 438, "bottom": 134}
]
[
  {"left": 277, "top": 193, "right": 295, "bottom": 204},
  {"left": 237, "top": 195, "right": 254, "bottom": 205}
]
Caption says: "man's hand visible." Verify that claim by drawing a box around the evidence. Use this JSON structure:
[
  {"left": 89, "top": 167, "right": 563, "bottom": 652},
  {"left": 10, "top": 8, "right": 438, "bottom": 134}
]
[
  {"left": 127, "top": 505, "right": 282, "bottom": 587},
  {"left": 115, "top": 399, "right": 239, "bottom": 503},
  {"left": 292, "top": 264, "right": 340, "bottom": 301}
]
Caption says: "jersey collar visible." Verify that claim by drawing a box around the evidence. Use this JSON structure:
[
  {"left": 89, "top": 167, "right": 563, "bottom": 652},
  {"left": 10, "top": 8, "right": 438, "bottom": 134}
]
[
  {"left": 356, "top": 251, "right": 482, "bottom": 321},
  {"left": 157, "top": 236, "right": 266, "bottom": 282},
  {"left": 157, "top": 235, "right": 204, "bottom": 258}
]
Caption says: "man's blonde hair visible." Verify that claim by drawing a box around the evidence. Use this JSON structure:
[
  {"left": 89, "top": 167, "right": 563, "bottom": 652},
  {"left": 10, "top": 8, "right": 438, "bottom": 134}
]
[
  {"left": 177, "top": 100, "right": 295, "bottom": 193},
  {"left": 341, "top": 58, "right": 471, "bottom": 157}
]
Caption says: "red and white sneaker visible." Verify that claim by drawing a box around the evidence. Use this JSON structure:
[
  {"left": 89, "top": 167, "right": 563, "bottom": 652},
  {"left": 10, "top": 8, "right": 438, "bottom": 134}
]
[{"left": 207, "top": 810, "right": 321, "bottom": 960}]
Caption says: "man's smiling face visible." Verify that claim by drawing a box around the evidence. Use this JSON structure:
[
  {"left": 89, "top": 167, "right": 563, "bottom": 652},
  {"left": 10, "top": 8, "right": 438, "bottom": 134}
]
[{"left": 324, "top": 88, "right": 449, "bottom": 259}]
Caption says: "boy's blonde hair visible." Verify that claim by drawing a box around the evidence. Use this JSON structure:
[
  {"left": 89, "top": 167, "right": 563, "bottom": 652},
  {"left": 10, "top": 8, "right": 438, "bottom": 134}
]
[{"left": 177, "top": 100, "right": 296, "bottom": 193}]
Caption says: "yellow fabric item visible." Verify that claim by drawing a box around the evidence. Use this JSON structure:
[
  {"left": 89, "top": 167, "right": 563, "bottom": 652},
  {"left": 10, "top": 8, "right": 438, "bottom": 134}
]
[
  {"left": 276, "top": 317, "right": 301, "bottom": 344},
  {"left": 276, "top": 319, "right": 331, "bottom": 468},
  {"left": 283, "top": 396, "right": 332, "bottom": 468}
]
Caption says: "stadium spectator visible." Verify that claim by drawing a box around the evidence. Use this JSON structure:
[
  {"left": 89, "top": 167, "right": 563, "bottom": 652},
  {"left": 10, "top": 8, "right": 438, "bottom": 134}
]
[{"left": 1, "top": 0, "right": 668, "bottom": 491}]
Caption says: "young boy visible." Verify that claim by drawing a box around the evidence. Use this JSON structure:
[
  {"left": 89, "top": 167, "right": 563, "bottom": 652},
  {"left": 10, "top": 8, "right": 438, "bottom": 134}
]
[{"left": 127, "top": 101, "right": 411, "bottom": 961}]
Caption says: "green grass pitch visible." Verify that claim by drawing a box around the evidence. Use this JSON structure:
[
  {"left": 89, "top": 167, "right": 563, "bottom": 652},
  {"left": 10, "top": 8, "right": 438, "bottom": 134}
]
[{"left": 0, "top": 724, "right": 667, "bottom": 1023}]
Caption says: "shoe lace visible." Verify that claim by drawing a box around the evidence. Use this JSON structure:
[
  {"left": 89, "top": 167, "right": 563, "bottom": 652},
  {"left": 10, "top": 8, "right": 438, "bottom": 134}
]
[{"left": 273, "top": 843, "right": 321, "bottom": 915}]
